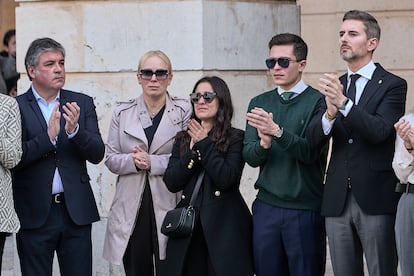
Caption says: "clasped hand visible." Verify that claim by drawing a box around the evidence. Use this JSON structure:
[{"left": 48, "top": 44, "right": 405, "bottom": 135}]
[{"left": 133, "top": 146, "right": 151, "bottom": 170}]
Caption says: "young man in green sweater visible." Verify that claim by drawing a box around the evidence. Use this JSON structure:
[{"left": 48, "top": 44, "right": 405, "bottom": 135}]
[{"left": 243, "top": 33, "right": 327, "bottom": 276}]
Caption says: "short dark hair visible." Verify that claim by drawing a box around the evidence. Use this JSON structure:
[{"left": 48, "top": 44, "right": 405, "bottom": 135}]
[
  {"left": 268, "top": 33, "right": 308, "bottom": 61},
  {"left": 343, "top": 10, "right": 381, "bottom": 40},
  {"left": 24, "top": 37, "right": 65, "bottom": 81},
  {"left": 3, "top": 29, "right": 15, "bottom": 47}
]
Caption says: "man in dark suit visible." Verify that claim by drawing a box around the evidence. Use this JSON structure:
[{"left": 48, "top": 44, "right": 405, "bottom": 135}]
[
  {"left": 307, "top": 10, "right": 407, "bottom": 276},
  {"left": 12, "top": 37, "right": 105, "bottom": 276}
]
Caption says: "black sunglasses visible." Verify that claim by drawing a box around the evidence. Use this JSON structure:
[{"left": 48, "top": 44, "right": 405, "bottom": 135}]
[
  {"left": 189, "top": 92, "right": 217, "bottom": 103},
  {"left": 265, "top": 57, "right": 298, "bottom": 69},
  {"left": 139, "top": 69, "right": 169, "bottom": 80}
]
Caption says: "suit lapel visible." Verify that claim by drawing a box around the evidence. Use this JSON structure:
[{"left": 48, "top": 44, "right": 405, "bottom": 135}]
[
  {"left": 26, "top": 89, "right": 48, "bottom": 131},
  {"left": 357, "top": 64, "right": 386, "bottom": 107}
]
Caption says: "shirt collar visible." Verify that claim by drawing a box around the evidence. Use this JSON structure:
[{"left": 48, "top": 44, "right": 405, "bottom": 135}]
[
  {"left": 31, "top": 85, "right": 60, "bottom": 103},
  {"left": 278, "top": 79, "right": 308, "bottom": 95},
  {"left": 347, "top": 60, "right": 376, "bottom": 81}
]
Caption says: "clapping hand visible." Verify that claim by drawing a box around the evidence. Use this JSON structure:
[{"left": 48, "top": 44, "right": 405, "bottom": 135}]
[
  {"left": 395, "top": 119, "right": 414, "bottom": 151},
  {"left": 47, "top": 102, "right": 61, "bottom": 142},
  {"left": 188, "top": 119, "right": 208, "bottom": 149},
  {"left": 62, "top": 102, "right": 80, "bottom": 134},
  {"left": 246, "top": 107, "right": 278, "bottom": 149}
]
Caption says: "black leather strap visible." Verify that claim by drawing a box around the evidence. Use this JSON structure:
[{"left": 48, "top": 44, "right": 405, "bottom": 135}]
[{"left": 189, "top": 170, "right": 205, "bottom": 206}]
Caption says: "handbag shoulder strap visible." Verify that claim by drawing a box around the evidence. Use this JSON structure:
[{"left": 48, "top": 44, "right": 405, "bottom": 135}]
[{"left": 189, "top": 170, "right": 205, "bottom": 206}]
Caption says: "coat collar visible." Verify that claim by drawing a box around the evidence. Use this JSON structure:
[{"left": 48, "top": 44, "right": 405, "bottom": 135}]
[{"left": 123, "top": 93, "right": 185, "bottom": 153}]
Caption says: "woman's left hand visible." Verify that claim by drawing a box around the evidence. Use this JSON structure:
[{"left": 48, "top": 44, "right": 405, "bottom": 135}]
[{"left": 133, "top": 145, "right": 151, "bottom": 170}]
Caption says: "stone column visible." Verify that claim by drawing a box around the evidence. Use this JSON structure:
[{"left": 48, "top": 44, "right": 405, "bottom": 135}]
[{"left": 15, "top": 1, "right": 300, "bottom": 274}]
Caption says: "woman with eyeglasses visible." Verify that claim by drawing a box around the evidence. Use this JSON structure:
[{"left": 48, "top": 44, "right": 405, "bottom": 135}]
[
  {"left": 161, "top": 76, "right": 254, "bottom": 276},
  {"left": 103, "top": 50, "right": 192, "bottom": 276}
]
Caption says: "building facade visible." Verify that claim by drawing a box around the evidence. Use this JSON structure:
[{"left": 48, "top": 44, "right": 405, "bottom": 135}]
[{"left": 1, "top": 0, "right": 413, "bottom": 275}]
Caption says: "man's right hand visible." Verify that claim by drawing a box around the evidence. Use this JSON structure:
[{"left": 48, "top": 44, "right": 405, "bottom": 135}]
[
  {"left": 48, "top": 102, "right": 61, "bottom": 142},
  {"left": 319, "top": 73, "right": 346, "bottom": 118}
]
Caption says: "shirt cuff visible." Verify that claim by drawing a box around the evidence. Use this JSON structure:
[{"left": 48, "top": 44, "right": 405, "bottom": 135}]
[
  {"left": 66, "top": 124, "right": 79, "bottom": 138},
  {"left": 339, "top": 99, "right": 353, "bottom": 117},
  {"left": 322, "top": 113, "right": 334, "bottom": 135}
]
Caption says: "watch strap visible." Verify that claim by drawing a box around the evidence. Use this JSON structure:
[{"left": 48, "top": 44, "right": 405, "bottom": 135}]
[{"left": 339, "top": 98, "right": 350, "bottom": 110}]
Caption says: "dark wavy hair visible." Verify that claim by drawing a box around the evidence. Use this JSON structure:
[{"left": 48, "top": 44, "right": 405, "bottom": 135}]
[{"left": 177, "top": 76, "right": 234, "bottom": 153}]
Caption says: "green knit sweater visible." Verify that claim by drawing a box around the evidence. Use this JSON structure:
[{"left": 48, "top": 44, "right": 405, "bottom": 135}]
[{"left": 243, "top": 86, "right": 327, "bottom": 211}]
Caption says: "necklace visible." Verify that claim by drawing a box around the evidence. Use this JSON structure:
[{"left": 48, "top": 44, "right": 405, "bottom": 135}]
[
  {"left": 147, "top": 104, "right": 165, "bottom": 119},
  {"left": 148, "top": 109, "right": 160, "bottom": 119},
  {"left": 145, "top": 97, "right": 166, "bottom": 120}
]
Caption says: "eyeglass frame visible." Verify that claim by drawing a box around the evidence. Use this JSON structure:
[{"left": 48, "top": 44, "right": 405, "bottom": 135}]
[
  {"left": 189, "top": 91, "right": 217, "bottom": 104},
  {"left": 265, "top": 57, "right": 300, "bottom": 69},
  {"left": 138, "top": 69, "right": 169, "bottom": 80}
]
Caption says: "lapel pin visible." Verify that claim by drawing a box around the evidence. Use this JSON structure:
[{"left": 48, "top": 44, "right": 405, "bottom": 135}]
[{"left": 378, "top": 79, "right": 383, "bottom": 84}]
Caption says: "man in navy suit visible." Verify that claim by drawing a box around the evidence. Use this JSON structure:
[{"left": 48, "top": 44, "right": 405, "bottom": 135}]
[
  {"left": 12, "top": 37, "right": 105, "bottom": 276},
  {"left": 307, "top": 10, "right": 407, "bottom": 276}
]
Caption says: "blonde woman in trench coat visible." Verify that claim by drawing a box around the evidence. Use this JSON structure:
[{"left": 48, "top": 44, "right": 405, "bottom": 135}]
[{"left": 103, "top": 50, "right": 192, "bottom": 275}]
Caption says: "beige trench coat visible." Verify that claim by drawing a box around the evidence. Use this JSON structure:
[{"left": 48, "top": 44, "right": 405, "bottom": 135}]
[
  {"left": 103, "top": 93, "right": 191, "bottom": 264},
  {"left": 0, "top": 94, "right": 22, "bottom": 233}
]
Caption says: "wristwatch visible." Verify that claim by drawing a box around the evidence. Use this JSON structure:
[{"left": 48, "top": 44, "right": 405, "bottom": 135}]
[
  {"left": 273, "top": 127, "right": 283, "bottom": 139},
  {"left": 339, "top": 98, "right": 350, "bottom": 110}
]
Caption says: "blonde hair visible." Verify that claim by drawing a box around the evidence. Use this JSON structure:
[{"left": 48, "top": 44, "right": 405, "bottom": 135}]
[{"left": 137, "top": 50, "right": 172, "bottom": 72}]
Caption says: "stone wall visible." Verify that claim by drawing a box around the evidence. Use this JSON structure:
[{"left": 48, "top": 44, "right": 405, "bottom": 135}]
[
  {"left": 14, "top": 1, "right": 300, "bottom": 275},
  {"left": 298, "top": 0, "right": 414, "bottom": 109},
  {"left": 0, "top": 0, "right": 18, "bottom": 46},
  {"left": 11, "top": 1, "right": 414, "bottom": 275}
]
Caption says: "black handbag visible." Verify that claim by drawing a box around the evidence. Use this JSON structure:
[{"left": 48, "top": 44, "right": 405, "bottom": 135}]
[{"left": 161, "top": 170, "right": 205, "bottom": 238}]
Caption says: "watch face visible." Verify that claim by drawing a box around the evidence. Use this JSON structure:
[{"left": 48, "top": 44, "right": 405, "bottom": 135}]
[{"left": 274, "top": 128, "right": 283, "bottom": 138}]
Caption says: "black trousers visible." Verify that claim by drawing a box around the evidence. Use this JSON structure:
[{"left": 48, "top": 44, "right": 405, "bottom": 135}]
[
  {"left": 123, "top": 182, "right": 160, "bottom": 276},
  {"left": 16, "top": 198, "right": 92, "bottom": 276}
]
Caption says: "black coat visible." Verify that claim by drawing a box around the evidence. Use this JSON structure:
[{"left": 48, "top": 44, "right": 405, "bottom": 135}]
[
  {"left": 162, "top": 128, "right": 254, "bottom": 276},
  {"left": 12, "top": 89, "right": 105, "bottom": 228},
  {"left": 307, "top": 63, "right": 407, "bottom": 216}
]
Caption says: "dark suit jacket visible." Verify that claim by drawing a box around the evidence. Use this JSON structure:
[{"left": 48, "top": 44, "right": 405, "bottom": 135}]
[
  {"left": 162, "top": 128, "right": 254, "bottom": 276},
  {"left": 12, "top": 88, "right": 105, "bottom": 229},
  {"left": 307, "top": 63, "right": 407, "bottom": 216}
]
